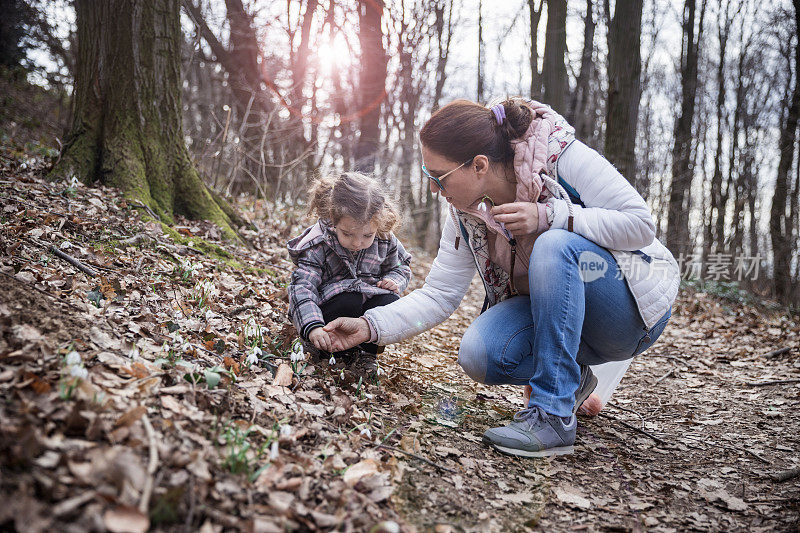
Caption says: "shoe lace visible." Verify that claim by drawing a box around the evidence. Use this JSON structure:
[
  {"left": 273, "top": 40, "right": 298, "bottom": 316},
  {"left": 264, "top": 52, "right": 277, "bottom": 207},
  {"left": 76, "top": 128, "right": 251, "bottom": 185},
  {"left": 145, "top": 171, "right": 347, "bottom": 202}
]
[{"left": 513, "top": 406, "right": 545, "bottom": 426}]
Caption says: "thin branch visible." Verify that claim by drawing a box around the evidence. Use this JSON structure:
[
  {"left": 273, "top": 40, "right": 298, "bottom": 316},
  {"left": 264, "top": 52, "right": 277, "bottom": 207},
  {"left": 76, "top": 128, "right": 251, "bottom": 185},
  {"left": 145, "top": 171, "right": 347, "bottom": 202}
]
[
  {"left": 744, "top": 378, "right": 800, "bottom": 387},
  {"left": 597, "top": 412, "right": 669, "bottom": 446},
  {"left": 139, "top": 414, "right": 159, "bottom": 513},
  {"left": 376, "top": 444, "right": 457, "bottom": 474},
  {"left": 49, "top": 245, "right": 98, "bottom": 278}
]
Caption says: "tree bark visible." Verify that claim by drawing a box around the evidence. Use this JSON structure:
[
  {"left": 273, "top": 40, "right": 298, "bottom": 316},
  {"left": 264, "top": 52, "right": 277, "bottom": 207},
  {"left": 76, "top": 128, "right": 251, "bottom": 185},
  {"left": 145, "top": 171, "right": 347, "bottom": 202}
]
[
  {"left": 52, "top": 0, "right": 237, "bottom": 238},
  {"left": 604, "top": 0, "right": 642, "bottom": 186},
  {"left": 704, "top": 0, "right": 734, "bottom": 266},
  {"left": 528, "top": 0, "right": 543, "bottom": 99},
  {"left": 666, "top": 0, "right": 706, "bottom": 256},
  {"left": 542, "top": 0, "right": 568, "bottom": 112},
  {"left": 354, "top": 0, "right": 387, "bottom": 173},
  {"left": 769, "top": 0, "right": 800, "bottom": 301},
  {"left": 568, "top": 0, "right": 596, "bottom": 141}
]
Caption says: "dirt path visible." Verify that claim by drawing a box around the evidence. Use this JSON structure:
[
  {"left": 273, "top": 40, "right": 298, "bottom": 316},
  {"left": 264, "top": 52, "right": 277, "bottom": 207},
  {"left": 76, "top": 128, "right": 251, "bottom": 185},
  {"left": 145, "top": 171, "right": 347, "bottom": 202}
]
[{"left": 383, "top": 256, "right": 800, "bottom": 531}]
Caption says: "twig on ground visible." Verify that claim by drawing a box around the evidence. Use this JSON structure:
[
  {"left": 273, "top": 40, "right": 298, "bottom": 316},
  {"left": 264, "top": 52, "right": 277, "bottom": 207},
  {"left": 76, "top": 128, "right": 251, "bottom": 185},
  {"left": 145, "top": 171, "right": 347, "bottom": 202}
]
[
  {"left": 605, "top": 402, "right": 647, "bottom": 426},
  {"left": 376, "top": 444, "right": 457, "bottom": 474},
  {"left": 686, "top": 433, "right": 772, "bottom": 465},
  {"left": 770, "top": 467, "right": 800, "bottom": 482},
  {"left": 139, "top": 414, "right": 159, "bottom": 513},
  {"left": 121, "top": 233, "right": 153, "bottom": 247},
  {"left": 654, "top": 368, "right": 675, "bottom": 385},
  {"left": 744, "top": 378, "right": 800, "bottom": 387},
  {"left": 129, "top": 201, "right": 161, "bottom": 221},
  {"left": 647, "top": 353, "right": 691, "bottom": 367},
  {"left": 598, "top": 412, "right": 669, "bottom": 446},
  {"left": 49, "top": 244, "right": 98, "bottom": 278},
  {"left": 764, "top": 347, "right": 792, "bottom": 358},
  {"left": 228, "top": 303, "right": 256, "bottom": 316}
]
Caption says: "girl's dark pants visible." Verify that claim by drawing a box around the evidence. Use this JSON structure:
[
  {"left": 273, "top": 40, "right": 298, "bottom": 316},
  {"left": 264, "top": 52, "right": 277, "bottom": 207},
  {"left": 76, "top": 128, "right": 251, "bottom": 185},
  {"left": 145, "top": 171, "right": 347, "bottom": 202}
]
[{"left": 320, "top": 292, "right": 399, "bottom": 354}]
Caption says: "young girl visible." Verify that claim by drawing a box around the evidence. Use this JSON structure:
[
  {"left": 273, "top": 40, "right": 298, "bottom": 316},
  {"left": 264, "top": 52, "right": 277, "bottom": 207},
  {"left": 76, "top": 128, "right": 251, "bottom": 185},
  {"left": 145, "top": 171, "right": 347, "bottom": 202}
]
[{"left": 287, "top": 172, "right": 412, "bottom": 369}]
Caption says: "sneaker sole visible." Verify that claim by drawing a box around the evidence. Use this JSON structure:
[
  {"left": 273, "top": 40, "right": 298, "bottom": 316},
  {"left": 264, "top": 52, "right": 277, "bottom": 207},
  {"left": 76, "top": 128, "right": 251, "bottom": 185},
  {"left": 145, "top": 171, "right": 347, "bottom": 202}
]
[{"left": 488, "top": 442, "right": 575, "bottom": 458}]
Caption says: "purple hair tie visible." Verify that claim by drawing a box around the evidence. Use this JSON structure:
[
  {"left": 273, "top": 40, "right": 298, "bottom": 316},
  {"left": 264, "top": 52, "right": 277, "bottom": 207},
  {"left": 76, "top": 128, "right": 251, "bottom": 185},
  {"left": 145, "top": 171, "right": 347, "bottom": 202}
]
[{"left": 490, "top": 104, "right": 506, "bottom": 125}]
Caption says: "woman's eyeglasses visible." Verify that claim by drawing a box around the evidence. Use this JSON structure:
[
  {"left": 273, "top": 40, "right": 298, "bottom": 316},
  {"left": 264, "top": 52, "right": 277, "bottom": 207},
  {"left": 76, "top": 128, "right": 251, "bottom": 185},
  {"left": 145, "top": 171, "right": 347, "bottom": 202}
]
[{"left": 421, "top": 158, "right": 472, "bottom": 193}]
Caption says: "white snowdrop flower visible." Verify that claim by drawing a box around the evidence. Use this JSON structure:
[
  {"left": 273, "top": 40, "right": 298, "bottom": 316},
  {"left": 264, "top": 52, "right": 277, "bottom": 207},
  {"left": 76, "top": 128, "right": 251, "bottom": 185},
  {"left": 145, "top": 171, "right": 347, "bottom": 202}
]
[
  {"left": 129, "top": 345, "right": 140, "bottom": 360},
  {"left": 184, "top": 261, "right": 200, "bottom": 277},
  {"left": 328, "top": 356, "right": 336, "bottom": 365},
  {"left": 290, "top": 346, "right": 304, "bottom": 363},
  {"left": 269, "top": 440, "right": 279, "bottom": 460},
  {"left": 162, "top": 342, "right": 170, "bottom": 353},
  {"left": 69, "top": 365, "right": 88, "bottom": 379},
  {"left": 65, "top": 351, "right": 81, "bottom": 366},
  {"left": 252, "top": 346, "right": 262, "bottom": 357},
  {"left": 377, "top": 522, "right": 400, "bottom": 533},
  {"left": 69, "top": 175, "right": 79, "bottom": 187},
  {"left": 244, "top": 317, "right": 259, "bottom": 339},
  {"left": 246, "top": 351, "right": 258, "bottom": 366},
  {"left": 360, "top": 427, "right": 371, "bottom": 439},
  {"left": 280, "top": 425, "right": 292, "bottom": 437},
  {"left": 339, "top": 369, "right": 345, "bottom": 380},
  {"left": 205, "top": 309, "right": 213, "bottom": 321}
]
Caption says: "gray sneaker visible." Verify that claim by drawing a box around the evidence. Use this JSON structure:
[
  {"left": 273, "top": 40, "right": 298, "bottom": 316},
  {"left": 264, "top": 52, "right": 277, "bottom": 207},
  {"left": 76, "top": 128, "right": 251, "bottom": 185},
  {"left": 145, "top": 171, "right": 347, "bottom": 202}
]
[
  {"left": 574, "top": 364, "right": 598, "bottom": 414},
  {"left": 482, "top": 406, "right": 576, "bottom": 457}
]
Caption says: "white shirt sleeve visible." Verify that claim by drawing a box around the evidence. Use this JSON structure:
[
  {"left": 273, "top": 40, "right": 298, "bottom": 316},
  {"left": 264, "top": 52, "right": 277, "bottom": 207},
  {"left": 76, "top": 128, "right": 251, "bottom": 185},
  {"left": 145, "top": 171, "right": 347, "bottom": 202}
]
[
  {"left": 549, "top": 140, "right": 656, "bottom": 251},
  {"left": 364, "top": 209, "right": 476, "bottom": 345}
]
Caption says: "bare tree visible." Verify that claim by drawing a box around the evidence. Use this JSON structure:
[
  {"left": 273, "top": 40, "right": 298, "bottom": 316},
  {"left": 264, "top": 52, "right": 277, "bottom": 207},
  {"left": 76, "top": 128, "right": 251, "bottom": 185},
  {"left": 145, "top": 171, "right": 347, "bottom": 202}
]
[
  {"left": 666, "top": 0, "right": 707, "bottom": 256},
  {"left": 702, "top": 0, "right": 739, "bottom": 266},
  {"left": 769, "top": 0, "right": 799, "bottom": 301},
  {"left": 528, "top": 0, "right": 544, "bottom": 98},
  {"left": 542, "top": 0, "right": 569, "bottom": 112},
  {"left": 355, "top": 0, "right": 388, "bottom": 173},
  {"left": 604, "top": 0, "right": 643, "bottom": 185},
  {"left": 567, "top": 0, "right": 596, "bottom": 141}
]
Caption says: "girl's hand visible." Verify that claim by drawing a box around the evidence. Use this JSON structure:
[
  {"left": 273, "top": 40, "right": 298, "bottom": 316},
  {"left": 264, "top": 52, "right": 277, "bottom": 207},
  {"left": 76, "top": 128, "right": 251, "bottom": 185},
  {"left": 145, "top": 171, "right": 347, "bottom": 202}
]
[
  {"left": 323, "top": 317, "right": 371, "bottom": 351},
  {"left": 377, "top": 278, "right": 399, "bottom": 294},
  {"left": 309, "top": 328, "right": 332, "bottom": 352},
  {"left": 491, "top": 202, "right": 540, "bottom": 237}
]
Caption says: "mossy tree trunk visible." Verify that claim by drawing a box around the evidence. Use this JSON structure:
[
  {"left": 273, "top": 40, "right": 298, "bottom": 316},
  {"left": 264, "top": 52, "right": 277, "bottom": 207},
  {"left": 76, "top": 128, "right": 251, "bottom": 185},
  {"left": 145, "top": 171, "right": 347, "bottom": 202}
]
[{"left": 52, "top": 0, "right": 237, "bottom": 239}]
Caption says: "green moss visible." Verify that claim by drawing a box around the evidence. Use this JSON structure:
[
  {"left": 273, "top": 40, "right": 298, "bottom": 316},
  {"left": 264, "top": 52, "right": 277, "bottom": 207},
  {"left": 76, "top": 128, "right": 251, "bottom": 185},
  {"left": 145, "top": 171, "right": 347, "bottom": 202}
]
[{"left": 158, "top": 221, "right": 244, "bottom": 270}]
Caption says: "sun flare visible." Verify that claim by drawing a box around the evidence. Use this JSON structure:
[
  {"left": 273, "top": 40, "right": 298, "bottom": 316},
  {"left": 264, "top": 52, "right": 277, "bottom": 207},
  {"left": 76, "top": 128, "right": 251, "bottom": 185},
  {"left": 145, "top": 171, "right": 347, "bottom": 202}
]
[{"left": 314, "top": 33, "right": 351, "bottom": 71}]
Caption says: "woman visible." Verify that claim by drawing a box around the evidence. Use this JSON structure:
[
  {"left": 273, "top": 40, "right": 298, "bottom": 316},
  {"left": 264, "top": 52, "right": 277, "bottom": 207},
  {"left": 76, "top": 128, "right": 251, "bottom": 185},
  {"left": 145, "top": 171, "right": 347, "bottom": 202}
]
[{"left": 323, "top": 98, "right": 679, "bottom": 458}]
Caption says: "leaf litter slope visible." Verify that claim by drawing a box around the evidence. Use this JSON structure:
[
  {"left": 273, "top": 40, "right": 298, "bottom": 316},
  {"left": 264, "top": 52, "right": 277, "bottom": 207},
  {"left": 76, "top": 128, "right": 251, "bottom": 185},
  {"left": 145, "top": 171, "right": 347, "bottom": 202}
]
[{"left": 0, "top": 172, "right": 798, "bottom": 532}]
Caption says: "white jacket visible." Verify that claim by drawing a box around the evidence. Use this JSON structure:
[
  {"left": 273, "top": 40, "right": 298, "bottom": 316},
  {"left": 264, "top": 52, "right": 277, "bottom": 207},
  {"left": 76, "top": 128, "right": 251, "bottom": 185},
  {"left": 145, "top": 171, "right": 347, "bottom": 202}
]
[{"left": 365, "top": 140, "right": 680, "bottom": 344}]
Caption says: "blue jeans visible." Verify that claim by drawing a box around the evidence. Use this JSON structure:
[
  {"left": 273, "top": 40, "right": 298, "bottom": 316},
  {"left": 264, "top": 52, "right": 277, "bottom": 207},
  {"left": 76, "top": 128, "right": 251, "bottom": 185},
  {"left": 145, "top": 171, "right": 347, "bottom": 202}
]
[{"left": 458, "top": 229, "right": 671, "bottom": 418}]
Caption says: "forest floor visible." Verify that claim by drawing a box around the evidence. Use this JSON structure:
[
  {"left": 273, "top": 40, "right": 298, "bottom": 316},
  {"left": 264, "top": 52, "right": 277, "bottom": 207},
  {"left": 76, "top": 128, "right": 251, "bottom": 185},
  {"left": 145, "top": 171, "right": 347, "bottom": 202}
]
[{"left": 1, "top": 160, "right": 799, "bottom": 532}]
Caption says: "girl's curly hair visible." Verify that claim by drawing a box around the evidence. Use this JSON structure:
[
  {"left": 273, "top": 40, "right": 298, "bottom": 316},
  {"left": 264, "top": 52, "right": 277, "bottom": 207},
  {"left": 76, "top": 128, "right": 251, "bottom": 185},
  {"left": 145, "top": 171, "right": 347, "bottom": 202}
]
[{"left": 307, "top": 172, "right": 400, "bottom": 235}]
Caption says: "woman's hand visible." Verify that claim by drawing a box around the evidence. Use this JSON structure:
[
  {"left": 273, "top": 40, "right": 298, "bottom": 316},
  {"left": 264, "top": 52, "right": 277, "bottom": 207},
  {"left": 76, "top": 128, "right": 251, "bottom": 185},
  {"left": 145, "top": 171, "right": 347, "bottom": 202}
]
[
  {"left": 376, "top": 278, "right": 399, "bottom": 294},
  {"left": 308, "top": 327, "right": 332, "bottom": 352},
  {"left": 491, "top": 202, "right": 540, "bottom": 237},
  {"left": 323, "top": 317, "right": 371, "bottom": 351}
]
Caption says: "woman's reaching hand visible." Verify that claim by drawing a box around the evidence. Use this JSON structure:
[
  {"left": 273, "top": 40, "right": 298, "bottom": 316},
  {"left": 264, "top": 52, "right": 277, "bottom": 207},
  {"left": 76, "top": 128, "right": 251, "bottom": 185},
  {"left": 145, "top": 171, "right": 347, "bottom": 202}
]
[{"left": 323, "top": 317, "right": 371, "bottom": 351}]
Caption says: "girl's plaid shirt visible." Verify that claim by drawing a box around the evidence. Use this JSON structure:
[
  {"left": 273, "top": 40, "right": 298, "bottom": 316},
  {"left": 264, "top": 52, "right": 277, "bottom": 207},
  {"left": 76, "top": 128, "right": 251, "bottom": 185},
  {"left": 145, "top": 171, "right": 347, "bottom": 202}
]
[{"left": 286, "top": 219, "right": 412, "bottom": 339}]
